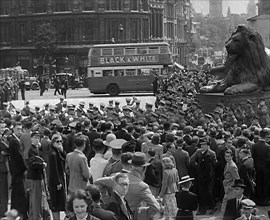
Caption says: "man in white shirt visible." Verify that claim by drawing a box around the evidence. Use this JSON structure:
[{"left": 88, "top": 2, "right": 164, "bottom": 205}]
[{"left": 90, "top": 138, "right": 108, "bottom": 182}]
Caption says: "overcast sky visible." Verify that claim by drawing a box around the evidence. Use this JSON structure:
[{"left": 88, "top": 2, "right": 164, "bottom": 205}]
[{"left": 191, "top": 0, "right": 257, "bottom": 16}]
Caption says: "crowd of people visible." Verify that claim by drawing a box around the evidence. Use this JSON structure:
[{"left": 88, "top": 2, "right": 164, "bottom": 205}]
[{"left": 0, "top": 69, "right": 270, "bottom": 220}]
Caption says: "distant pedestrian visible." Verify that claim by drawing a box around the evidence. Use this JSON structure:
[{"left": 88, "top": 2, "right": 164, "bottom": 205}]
[
  {"left": 18, "top": 80, "right": 25, "bottom": 100},
  {"left": 53, "top": 76, "right": 61, "bottom": 96},
  {"left": 61, "top": 76, "right": 68, "bottom": 99}
]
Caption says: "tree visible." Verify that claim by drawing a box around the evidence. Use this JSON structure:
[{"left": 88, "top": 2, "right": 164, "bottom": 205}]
[{"left": 34, "top": 22, "right": 57, "bottom": 56}]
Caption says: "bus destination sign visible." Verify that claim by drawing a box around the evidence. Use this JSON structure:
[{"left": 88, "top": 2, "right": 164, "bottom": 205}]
[{"left": 100, "top": 55, "right": 158, "bottom": 65}]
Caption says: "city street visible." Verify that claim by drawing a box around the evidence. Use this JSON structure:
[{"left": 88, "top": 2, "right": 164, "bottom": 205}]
[{"left": 11, "top": 88, "right": 156, "bottom": 110}]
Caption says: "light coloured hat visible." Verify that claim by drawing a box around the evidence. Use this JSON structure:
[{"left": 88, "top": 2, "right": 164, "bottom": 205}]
[
  {"left": 109, "top": 139, "right": 127, "bottom": 149},
  {"left": 241, "top": 199, "right": 256, "bottom": 209},
  {"left": 103, "top": 133, "right": 116, "bottom": 147},
  {"left": 178, "top": 175, "right": 194, "bottom": 184}
]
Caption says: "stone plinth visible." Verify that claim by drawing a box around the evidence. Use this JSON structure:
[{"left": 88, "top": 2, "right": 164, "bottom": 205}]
[{"left": 197, "top": 91, "right": 270, "bottom": 113}]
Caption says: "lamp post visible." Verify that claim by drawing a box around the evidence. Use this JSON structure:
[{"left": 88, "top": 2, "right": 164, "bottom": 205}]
[
  {"left": 65, "top": 56, "right": 68, "bottom": 78},
  {"left": 119, "top": 24, "right": 124, "bottom": 43}
]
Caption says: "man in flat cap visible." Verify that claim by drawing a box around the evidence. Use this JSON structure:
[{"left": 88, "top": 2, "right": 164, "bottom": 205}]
[
  {"left": 235, "top": 199, "right": 259, "bottom": 220},
  {"left": 190, "top": 140, "right": 217, "bottom": 215},
  {"left": 27, "top": 131, "right": 46, "bottom": 220}
]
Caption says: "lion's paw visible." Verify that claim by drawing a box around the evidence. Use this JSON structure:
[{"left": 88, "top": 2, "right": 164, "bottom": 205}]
[{"left": 224, "top": 83, "right": 258, "bottom": 95}]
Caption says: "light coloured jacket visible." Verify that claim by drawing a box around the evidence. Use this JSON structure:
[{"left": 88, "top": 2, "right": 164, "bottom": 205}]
[
  {"left": 223, "top": 160, "right": 239, "bottom": 193},
  {"left": 159, "top": 168, "right": 179, "bottom": 197},
  {"left": 66, "top": 149, "right": 90, "bottom": 193}
]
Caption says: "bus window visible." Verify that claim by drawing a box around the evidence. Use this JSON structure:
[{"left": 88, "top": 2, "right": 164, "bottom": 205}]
[
  {"left": 125, "top": 47, "right": 136, "bottom": 55},
  {"left": 148, "top": 46, "right": 159, "bottom": 54},
  {"left": 125, "top": 69, "right": 136, "bottom": 76},
  {"left": 102, "top": 48, "right": 113, "bottom": 56},
  {"left": 94, "top": 71, "right": 102, "bottom": 77},
  {"left": 92, "top": 48, "right": 101, "bottom": 56},
  {"left": 114, "top": 70, "right": 123, "bottom": 76},
  {"left": 114, "top": 48, "right": 124, "bottom": 55},
  {"left": 137, "top": 47, "right": 147, "bottom": 55},
  {"left": 103, "top": 70, "right": 113, "bottom": 76},
  {"left": 140, "top": 69, "right": 150, "bottom": 75},
  {"left": 160, "top": 46, "right": 168, "bottom": 54}
]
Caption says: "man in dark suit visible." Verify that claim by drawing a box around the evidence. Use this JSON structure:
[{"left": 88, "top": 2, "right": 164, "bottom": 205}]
[
  {"left": 190, "top": 140, "right": 217, "bottom": 215},
  {"left": 8, "top": 122, "right": 28, "bottom": 220},
  {"left": 251, "top": 129, "right": 270, "bottom": 205},
  {"left": 105, "top": 173, "right": 132, "bottom": 220},
  {"left": 86, "top": 120, "right": 101, "bottom": 160},
  {"left": 75, "top": 122, "right": 91, "bottom": 162},
  {"left": 173, "top": 138, "right": 190, "bottom": 179},
  {"left": 86, "top": 184, "right": 117, "bottom": 220},
  {"left": 144, "top": 150, "right": 163, "bottom": 197},
  {"left": 223, "top": 179, "right": 247, "bottom": 220},
  {"left": 238, "top": 148, "right": 255, "bottom": 198},
  {"left": 115, "top": 119, "right": 132, "bottom": 141}
]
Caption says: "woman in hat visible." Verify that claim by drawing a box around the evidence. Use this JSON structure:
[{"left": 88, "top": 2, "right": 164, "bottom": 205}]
[
  {"left": 48, "top": 134, "right": 67, "bottom": 220},
  {"left": 158, "top": 157, "right": 179, "bottom": 220},
  {"left": 176, "top": 175, "right": 198, "bottom": 220}
]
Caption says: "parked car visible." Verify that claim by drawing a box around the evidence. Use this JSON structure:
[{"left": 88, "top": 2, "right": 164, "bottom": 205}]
[
  {"left": 24, "top": 76, "right": 39, "bottom": 90},
  {"left": 52, "top": 73, "right": 84, "bottom": 89}
]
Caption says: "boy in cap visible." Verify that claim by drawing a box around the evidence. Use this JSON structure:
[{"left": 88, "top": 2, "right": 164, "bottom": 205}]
[{"left": 176, "top": 175, "right": 198, "bottom": 220}]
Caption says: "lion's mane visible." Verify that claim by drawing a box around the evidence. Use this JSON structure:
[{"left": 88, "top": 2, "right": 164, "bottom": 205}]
[{"left": 223, "top": 25, "right": 270, "bottom": 88}]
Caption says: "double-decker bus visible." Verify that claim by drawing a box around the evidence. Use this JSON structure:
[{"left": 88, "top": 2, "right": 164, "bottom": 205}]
[{"left": 87, "top": 42, "right": 172, "bottom": 96}]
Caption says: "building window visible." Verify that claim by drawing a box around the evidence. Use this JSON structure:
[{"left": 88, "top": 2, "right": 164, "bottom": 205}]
[
  {"left": 18, "top": 0, "right": 26, "bottom": 14},
  {"left": 33, "top": 0, "right": 46, "bottom": 13},
  {"left": 105, "top": 0, "right": 110, "bottom": 10},
  {"left": 54, "top": 20, "right": 73, "bottom": 42},
  {"left": 19, "top": 23, "right": 27, "bottom": 43},
  {"left": 131, "top": 0, "right": 138, "bottom": 10},
  {"left": 84, "top": 19, "right": 95, "bottom": 41},
  {"left": 55, "top": 0, "right": 70, "bottom": 12},
  {"left": 0, "top": 23, "right": 10, "bottom": 43},
  {"left": 118, "top": 0, "right": 123, "bottom": 10},
  {"left": 141, "top": 0, "right": 148, "bottom": 11},
  {"left": 130, "top": 19, "right": 138, "bottom": 41},
  {"left": 98, "top": 0, "right": 105, "bottom": 10},
  {"left": 123, "top": 0, "right": 130, "bottom": 10},
  {"left": 83, "top": 0, "right": 94, "bottom": 10},
  {"left": 0, "top": 0, "right": 11, "bottom": 15},
  {"left": 111, "top": 0, "right": 117, "bottom": 10}
]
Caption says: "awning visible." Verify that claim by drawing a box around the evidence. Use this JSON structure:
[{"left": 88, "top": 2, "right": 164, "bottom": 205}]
[{"left": 174, "top": 62, "right": 185, "bottom": 70}]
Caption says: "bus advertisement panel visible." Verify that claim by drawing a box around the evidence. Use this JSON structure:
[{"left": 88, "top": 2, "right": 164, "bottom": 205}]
[{"left": 87, "top": 42, "right": 172, "bottom": 96}]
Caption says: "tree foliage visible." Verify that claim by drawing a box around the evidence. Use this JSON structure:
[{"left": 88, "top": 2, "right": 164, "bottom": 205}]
[{"left": 34, "top": 22, "right": 57, "bottom": 55}]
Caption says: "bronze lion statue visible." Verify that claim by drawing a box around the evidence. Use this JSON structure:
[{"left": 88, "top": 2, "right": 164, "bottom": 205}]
[{"left": 200, "top": 25, "right": 270, "bottom": 95}]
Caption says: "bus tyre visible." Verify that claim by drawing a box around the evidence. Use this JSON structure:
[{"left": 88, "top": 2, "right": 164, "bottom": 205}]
[{"left": 107, "top": 84, "right": 119, "bottom": 96}]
